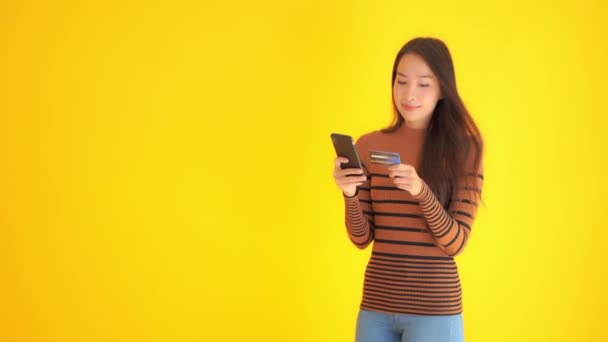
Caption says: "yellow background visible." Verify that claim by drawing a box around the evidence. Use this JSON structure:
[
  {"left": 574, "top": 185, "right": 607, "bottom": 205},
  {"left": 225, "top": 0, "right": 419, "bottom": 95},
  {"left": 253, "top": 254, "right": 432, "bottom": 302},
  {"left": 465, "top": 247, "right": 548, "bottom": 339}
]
[{"left": 2, "top": 0, "right": 607, "bottom": 341}]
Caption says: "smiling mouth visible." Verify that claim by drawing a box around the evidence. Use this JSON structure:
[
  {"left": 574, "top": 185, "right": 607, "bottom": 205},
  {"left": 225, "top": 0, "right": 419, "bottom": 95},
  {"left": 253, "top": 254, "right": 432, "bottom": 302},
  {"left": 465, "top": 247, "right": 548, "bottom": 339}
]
[{"left": 403, "top": 104, "right": 420, "bottom": 111}]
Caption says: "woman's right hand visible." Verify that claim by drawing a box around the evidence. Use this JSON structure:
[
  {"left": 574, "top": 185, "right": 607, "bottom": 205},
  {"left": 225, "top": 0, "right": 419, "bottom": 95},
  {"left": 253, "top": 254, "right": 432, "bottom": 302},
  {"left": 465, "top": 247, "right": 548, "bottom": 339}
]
[{"left": 333, "top": 157, "right": 367, "bottom": 197}]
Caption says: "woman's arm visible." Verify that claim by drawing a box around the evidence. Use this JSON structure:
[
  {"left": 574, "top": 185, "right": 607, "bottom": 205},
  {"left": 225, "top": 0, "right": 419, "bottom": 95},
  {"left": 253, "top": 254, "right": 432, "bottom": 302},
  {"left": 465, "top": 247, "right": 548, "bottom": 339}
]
[
  {"left": 412, "top": 176, "right": 483, "bottom": 256},
  {"left": 412, "top": 152, "right": 484, "bottom": 256},
  {"left": 343, "top": 138, "right": 375, "bottom": 249},
  {"left": 343, "top": 175, "right": 374, "bottom": 249}
]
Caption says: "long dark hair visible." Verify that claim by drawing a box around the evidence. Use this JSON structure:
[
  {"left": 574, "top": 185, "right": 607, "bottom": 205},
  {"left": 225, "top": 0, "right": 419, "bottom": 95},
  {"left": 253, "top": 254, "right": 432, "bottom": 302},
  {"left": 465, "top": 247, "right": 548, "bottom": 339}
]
[{"left": 383, "top": 37, "right": 482, "bottom": 207}]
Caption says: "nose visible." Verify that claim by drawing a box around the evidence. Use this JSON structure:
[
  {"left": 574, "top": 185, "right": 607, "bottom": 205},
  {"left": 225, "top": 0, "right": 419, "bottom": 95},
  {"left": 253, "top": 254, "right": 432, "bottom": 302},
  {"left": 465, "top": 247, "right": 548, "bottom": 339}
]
[{"left": 404, "top": 85, "right": 417, "bottom": 102}]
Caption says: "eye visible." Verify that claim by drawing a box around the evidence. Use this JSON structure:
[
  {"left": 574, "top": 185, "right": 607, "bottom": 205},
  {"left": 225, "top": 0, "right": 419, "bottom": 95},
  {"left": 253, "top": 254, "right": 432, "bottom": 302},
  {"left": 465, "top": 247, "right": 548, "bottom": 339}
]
[
  {"left": 397, "top": 80, "right": 407, "bottom": 85},
  {"left": 419, "top": 84, "right": 430, "bottom": 87}
]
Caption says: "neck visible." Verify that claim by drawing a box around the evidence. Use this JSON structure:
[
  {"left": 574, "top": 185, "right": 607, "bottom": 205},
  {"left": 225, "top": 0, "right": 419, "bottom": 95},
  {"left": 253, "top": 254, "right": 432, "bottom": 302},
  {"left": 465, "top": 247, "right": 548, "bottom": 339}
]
[{"left": 404, "top": 119, "right": 430, "bottom": 131}]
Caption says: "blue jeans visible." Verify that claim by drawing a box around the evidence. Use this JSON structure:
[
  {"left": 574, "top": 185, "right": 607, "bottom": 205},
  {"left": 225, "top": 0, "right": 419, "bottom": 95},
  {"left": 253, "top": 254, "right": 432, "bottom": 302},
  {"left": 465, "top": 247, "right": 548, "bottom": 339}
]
[{"left": 356, "top": 309, "right": 464, "bottom": 342}]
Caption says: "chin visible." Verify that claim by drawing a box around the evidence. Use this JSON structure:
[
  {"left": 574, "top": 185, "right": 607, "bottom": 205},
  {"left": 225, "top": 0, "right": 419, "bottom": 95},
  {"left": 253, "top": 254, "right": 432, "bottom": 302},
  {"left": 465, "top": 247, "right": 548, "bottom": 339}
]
[{"left": 400, "top": 112, "right": 421, "bottom": 121}]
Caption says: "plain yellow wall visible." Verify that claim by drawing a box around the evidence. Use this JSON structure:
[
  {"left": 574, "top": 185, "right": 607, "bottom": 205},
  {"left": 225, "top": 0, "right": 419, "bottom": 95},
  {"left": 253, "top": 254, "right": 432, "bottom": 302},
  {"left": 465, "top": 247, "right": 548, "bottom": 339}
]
[{"left": 2, "top": 1, "right": 607, "bottom": 341}]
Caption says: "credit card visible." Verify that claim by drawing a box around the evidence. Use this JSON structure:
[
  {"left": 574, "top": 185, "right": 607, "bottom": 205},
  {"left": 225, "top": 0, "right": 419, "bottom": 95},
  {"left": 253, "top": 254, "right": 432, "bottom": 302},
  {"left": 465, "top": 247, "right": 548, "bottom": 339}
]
[{"left": 369, "top": 150, "right": 401, "bottom": 165}]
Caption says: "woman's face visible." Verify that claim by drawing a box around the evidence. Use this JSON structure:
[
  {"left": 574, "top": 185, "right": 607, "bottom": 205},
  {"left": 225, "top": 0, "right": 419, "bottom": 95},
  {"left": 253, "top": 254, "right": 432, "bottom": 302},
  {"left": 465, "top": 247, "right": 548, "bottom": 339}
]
[{"left": 393, "top": 53, "right": 442, "bottom": 129}]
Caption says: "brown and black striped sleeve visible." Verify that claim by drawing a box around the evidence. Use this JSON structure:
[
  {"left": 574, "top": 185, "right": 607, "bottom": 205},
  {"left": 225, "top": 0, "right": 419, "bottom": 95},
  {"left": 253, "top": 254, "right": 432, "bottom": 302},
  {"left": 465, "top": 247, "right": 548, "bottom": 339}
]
[
  {"left": 412, "top": 146, "right": 484, "bottom": 257},
  {"left": 343, "top": 186, "right": 374, "bottom": 249},
  {"left": 342, "top": 139, "right": 375, "bottom": 249}
]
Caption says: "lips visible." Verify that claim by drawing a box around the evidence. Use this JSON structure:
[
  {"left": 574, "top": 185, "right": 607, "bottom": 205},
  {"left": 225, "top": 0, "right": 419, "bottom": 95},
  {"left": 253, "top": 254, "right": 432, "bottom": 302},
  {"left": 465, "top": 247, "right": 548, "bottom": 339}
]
[{"left": 403, "top": 104, "right": 420, "bottom": 111}]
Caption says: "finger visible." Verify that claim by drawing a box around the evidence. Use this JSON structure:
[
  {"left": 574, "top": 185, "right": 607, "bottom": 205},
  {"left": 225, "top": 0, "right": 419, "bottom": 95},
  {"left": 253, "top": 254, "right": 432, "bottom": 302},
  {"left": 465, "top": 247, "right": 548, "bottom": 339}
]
[
  {"left": 394, "top": 184, "right": 411, "bottom": 192},
  {"left": 388, "top": 163, "right": 413, "bottom": 172},
  {"left": 338, "top": 182, "right": 364, "bottom": 189},
  {"left": 334, "top": 157, "right": 349, "bottom": 168},
  {"left": 389, "top": 166, "right": 411, "bottom": 173},
  {"left": 337, "top": 181, "right": 366, "bottom": 189},
  {"left": 389, "top": 170, "right": 412, "bottom": 179},
  {"left": 337, "top": 176, "right": 367, "bottom": 184},
  {"left": 337, "top": 172, "right": 366, "bottom": 180},
  {"left": 391, "top": 177, "right": 405, "bottom": 184},
  {"left": 392, "top": 178, "right": 412, "bottom": 186},
  {"left": 394, "top": 183, "right": 412, "bottom": 189},
  {"left": 335, "top": 168, "right": 364, "bottom": 177}
]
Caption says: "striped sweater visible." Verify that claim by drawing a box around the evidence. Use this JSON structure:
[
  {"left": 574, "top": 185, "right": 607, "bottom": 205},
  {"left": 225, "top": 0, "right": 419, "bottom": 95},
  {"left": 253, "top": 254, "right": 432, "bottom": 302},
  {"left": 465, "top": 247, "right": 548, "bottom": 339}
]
[{"left": 344, "top": 123, "right": 484, "bottom": 316}]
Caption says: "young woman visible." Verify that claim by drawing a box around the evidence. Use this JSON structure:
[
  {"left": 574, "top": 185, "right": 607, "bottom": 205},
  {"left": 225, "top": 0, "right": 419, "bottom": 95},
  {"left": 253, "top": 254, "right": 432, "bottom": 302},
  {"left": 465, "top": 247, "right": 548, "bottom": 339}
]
[{"left": 333, "top": 37, "right": 484, "bottom": 342}]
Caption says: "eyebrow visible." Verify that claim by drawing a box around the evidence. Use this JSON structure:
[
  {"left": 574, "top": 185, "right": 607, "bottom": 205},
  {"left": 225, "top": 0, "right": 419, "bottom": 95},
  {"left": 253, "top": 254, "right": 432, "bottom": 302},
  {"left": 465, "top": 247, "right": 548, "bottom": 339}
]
[{"left": 397, "top": 72, "right": 434, "bottom": 79}]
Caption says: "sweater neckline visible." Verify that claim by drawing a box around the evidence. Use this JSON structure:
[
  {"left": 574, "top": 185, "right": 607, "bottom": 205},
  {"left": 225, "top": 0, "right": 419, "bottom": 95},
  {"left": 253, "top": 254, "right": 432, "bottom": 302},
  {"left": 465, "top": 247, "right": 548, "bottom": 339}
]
[{"left": 396, "top": 121, "right": 429, "bottom": 136}]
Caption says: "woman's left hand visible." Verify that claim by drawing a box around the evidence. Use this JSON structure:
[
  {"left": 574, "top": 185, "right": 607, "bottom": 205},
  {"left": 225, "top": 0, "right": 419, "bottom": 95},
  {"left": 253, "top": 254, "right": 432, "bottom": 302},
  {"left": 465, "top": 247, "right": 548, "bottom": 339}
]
[{"left": 387, "top": 164, "right": 423, "bottom": 196}]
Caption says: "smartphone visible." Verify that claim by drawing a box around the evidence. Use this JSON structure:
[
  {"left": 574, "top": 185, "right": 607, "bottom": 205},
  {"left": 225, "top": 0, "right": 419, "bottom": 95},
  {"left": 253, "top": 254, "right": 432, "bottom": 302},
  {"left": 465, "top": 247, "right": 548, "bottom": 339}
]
[{"left": 330, "top": 133, "right": 365, "bottom": 174}]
